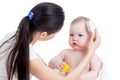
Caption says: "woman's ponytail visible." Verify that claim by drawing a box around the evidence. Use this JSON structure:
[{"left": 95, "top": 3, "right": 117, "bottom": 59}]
[{"left": 7, "top": 16, "right": 30, "bottom": 80}]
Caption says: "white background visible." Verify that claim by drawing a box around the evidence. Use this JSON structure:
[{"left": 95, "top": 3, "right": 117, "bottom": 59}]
[{"left": 0, "top": 0, "right": 120, "bottom": 80}]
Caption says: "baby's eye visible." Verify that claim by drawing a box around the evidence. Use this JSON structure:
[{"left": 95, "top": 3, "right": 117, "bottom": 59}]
[
  {"left": 78, "top": 34, "right": 83, "bottom": 37},
  {"left": 70, "top": 34, "right": 74, "bottom": 36}
]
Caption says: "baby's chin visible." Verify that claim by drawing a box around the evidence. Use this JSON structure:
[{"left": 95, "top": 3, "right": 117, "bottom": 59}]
[
  {"left": 71, "top": 46, "right": 83, "bottom": 51},
  {"left": 71, "top": 46, "right": 87, "bottom": 52},
  {"left": 70, "top": 43, "right": 86, "bottom": 51}
]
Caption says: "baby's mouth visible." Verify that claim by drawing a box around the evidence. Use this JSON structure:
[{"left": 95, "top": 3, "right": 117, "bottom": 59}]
[{"left": 73, "top": 43, "right": 77, "bottom": 46}]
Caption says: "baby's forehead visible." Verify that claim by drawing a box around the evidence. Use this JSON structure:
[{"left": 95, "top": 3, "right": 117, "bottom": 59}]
[
  {"left": 71, "top": 20, "right": 88, "bottom": 28},
  {"left": 71, "top": 21, "right": 87, "bottom": 29},
  {"left": 70, "top": 23, "right": 90, "bottom": 33}
]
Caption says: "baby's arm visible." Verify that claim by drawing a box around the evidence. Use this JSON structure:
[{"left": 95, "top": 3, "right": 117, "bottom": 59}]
[
  {"left": 80, "top": 54, "right": 102, "bottom": 80},
  {"left": 49, "top": 50, "right": 66, "bottom": 70}
]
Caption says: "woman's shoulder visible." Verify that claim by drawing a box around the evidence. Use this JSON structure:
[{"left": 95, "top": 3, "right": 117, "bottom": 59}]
[{"left": 29, "top": 44, "right": 40, "bottom": 60}]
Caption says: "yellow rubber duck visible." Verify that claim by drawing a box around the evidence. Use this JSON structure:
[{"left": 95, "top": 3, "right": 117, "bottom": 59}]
[{"left": 61, "top": 64, "right": 70, "bottom": 73}]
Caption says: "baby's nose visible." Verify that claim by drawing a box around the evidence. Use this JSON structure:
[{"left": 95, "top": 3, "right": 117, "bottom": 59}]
[{"left": 73, "top": 36, "right": 78, "bottom": 40}]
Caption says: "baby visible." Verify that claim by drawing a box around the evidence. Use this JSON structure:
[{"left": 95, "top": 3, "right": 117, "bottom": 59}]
[{"left": 49, "top": 16, "right": 103, "bottom": 80}]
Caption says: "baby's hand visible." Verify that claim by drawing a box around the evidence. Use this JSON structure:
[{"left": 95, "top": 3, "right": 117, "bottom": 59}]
[
  {"left": 57, "top": 59, "right": 66, "bottom": 70},
  {"left": 49, "top": 57, "right": 66, "bottom": 70}
]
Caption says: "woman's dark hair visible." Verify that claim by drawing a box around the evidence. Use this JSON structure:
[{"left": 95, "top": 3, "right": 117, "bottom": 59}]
[{"left": 1, "top": 2, "right": 64, "bottom": 80}]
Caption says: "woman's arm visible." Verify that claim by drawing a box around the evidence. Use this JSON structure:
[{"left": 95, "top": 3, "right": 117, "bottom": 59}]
[
  {"left": 30, "top": 30, "right": 101, "bottom": 80},
  {"left": 30, "top": 50, "right": 95, "bottom": 80},
  {"left": 30, "top": 51, "right": 94, "bottom": 80},
  {"left": 30, "top": 58, "right": 64, "bottom": 80}
]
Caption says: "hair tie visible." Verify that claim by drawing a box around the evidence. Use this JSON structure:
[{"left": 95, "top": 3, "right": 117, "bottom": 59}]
[{"left": 28, "top": 12, "right": 34, "bottom": 20}]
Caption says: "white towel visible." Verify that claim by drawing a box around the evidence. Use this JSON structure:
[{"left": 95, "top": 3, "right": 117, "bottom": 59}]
[
  {"left": 54, "top": 69, "right": 66, "bottom": 76},
  {"left": 96, "top": 64, "right": 110, "bottom": 80}
]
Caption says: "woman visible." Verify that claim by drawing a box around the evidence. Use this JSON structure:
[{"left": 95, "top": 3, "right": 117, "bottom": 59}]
[{"left": 0, "top": 2, "right": 101, "bottom": 80}]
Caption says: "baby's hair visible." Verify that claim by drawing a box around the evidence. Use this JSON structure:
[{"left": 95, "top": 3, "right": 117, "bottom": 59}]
[
  {"left": 71, "top": 16, "right": 94, "bottom": 33},
  {"left": 71, "top": 16, "right": 90, "bottom": 25}
]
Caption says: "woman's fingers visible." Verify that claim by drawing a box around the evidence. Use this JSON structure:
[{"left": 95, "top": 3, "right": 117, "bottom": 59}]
[
  {"left": 94, "top": 29, "right": 101, "bottom": 49},
  {"left": 89, "top": 28, "right": 101, "bottom": 52}
]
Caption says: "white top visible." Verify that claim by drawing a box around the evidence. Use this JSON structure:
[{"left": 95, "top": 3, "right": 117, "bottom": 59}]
[{"left": 0, "top": 32, "right": 39, "bottom": 80}]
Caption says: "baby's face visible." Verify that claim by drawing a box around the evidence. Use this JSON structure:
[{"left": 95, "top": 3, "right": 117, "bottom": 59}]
[{"left": 69, "top": 21, "right": 91, "bottom": 51}]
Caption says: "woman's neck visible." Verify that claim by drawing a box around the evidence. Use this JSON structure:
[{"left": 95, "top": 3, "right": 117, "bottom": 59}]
[
  {"left": 31, "top": 32, "right": 39, "bottom": 45},
  {"left": 31, "top": 37, "right": 38, "bottom": 45}
]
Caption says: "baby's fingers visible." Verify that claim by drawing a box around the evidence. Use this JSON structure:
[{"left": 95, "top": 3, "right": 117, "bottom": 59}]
[{"left": 58, "top": 61, "right": 66, "bottom": 69}]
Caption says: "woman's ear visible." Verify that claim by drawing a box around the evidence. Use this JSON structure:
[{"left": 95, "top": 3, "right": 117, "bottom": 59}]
[{"left": 39, "top": 32, "right": 48, "bottom": 40}]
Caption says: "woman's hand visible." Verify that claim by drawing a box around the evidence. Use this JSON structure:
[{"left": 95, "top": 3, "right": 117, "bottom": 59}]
[{"left": 88, "top": 29, "right": 101, "bottom": 53}]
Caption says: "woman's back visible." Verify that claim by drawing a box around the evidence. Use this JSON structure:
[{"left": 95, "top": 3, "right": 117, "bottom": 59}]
[{"left": 0, "top": 32, "right": 17, "bottom": 80}]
